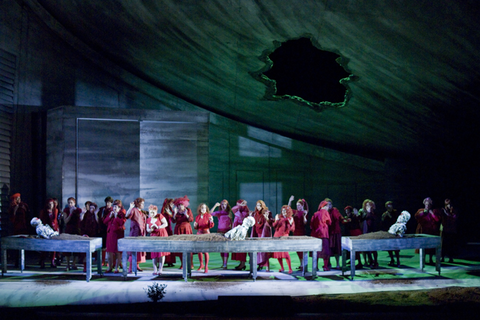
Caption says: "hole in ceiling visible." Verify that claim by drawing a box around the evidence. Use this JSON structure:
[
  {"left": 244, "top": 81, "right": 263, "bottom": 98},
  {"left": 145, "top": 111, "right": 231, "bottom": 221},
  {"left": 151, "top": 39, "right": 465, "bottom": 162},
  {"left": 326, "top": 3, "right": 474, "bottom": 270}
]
[{"left": 251, "top": 37, "right": 356, "bottom": 112}]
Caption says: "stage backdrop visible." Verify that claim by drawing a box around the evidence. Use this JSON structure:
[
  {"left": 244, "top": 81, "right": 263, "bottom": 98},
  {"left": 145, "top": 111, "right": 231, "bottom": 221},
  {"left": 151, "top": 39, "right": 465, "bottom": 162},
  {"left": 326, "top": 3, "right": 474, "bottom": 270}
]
[{"left": 46, "top": 106, "right": 209, "bottom": 210}]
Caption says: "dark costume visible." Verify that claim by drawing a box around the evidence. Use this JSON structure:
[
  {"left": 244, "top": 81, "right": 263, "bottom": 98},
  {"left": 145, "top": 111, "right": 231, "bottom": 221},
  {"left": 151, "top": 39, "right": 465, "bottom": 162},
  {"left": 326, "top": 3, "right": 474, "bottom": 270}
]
[
  {"left": 328, "top": 207, "right": 343, "bottom": 256},
  {"left": 63, "top": 206, "right": 82, "bottom": 235},
  {"left": 9, "top": 200, "right": 29, "bottom": 235},
  {"left": 97, "top": 205, "right": 113, "bottom": 247},
  {"left": 80, "top": 211, "right": 98, "bottom": 237},
  {"left": 160, "top": 201, "right": 176, "bottom": 265},
  {"left": 381, "top": 208, "right": 400, "bottom": 265},
  {"left": 441, "top": 206, "right": 458, "bottom": 261}
]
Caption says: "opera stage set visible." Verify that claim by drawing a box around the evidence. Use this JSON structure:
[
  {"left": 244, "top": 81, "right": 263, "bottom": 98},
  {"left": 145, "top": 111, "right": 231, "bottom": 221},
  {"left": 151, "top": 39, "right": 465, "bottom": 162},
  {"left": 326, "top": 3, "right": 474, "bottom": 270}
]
[{"left": 2, "top": 0, "right": 480, "bottom": 318}]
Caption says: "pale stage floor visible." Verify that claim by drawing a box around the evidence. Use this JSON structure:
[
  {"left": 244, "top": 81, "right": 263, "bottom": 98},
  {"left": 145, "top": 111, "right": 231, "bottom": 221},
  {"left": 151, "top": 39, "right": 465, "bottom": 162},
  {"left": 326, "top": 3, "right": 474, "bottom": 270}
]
[{"left": 1, "top": 245, "right": 479, "bottom": 319}]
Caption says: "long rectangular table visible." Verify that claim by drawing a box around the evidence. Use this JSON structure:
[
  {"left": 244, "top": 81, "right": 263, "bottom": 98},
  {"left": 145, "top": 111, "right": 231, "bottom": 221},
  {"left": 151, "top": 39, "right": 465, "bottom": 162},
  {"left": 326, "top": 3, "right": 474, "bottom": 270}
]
[
  {"left": 117, "top": 235, "right": 323, "bottom": 281},
  {"left": 341, "top": 233, "right": 442, "bottom": 279},
  {"left": 1, "top": 235, "right": 103, "bottom": 282}
]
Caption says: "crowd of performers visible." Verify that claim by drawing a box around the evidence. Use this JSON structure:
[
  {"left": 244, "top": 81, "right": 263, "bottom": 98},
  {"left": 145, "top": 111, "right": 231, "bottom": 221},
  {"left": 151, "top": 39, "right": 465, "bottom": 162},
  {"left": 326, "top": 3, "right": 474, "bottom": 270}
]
[{"left": 8, "top": 193, "right": 458, "bottom": 274}]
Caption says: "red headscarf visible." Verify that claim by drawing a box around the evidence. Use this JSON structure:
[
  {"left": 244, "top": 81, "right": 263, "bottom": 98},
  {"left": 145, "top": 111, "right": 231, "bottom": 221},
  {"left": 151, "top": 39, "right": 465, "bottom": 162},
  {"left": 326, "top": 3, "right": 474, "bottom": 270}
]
[{"left": 174, "top": 195, "right": 190, "bottom": 207}]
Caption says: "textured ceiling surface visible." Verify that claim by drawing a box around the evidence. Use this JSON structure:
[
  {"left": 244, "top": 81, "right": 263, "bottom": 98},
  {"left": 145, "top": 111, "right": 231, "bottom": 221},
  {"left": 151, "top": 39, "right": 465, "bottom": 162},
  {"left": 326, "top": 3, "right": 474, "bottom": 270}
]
[{"left": 33, "top": 0, "right": 480, "bottom": 159}]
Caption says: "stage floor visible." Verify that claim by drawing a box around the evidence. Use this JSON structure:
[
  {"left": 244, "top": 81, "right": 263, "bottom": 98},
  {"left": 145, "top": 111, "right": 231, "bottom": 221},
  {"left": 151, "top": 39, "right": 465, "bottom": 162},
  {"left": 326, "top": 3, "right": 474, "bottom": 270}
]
[{"left": 1, "top": 245, "right": 480, "bottom": 319}]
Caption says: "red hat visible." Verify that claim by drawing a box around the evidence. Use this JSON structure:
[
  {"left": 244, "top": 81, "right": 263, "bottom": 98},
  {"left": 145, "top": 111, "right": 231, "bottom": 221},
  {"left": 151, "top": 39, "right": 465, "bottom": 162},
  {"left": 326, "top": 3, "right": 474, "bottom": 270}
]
[
  {"left": 344, "top": 206, "right": 353, "bottom": 211},
  {"left": 236, "top": 199, "right": 246, "bottom": 206},
  {"left": 10, "top": 193, "right": 20, "bottom": 200},
  {"left": 174, "top": 195, "right": 190, "bottom": 207},
  {"left": 318, "top": 200, "right": 330, "bottom": 211}
]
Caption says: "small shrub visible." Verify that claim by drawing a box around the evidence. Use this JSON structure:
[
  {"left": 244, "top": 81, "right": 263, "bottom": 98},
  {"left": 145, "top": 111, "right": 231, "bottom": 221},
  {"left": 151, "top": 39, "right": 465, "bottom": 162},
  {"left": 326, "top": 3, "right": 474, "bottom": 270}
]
[{"left": 144, "top": 282, "right": 167, "bottom": 302}]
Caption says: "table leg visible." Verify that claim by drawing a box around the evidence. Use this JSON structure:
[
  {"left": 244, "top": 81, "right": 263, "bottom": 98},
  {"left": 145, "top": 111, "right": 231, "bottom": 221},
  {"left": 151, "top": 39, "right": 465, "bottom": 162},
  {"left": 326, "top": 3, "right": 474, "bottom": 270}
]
[
  {"left": 122, "top": 251, "right": 128, "bottom": 279},
  {"left": 350, "top": 250, "right": 356, "bottom": 280},
  {"left": 248, "top": 252, "right": 256, "bottom": 276},
  {"left": 302, "top": 251, "right": 308, "bottom": 276},
  {"left": 96, "top": 249, "right": 102, "bottom": 275},
  {"left": 133, "top": 252, "right": 138, "bottom": 276},
  {"left": 86, "top": 249, "right": 92, "bottom": 282},
  {"left": 419, "top": 248, "right": 425, "bottom": 270},
  {"left": 188, "top": 253, "right": 192, "bottom": 277},
  {"left": 341, "top": 249, "right": 346, "bottom": 276},
  {"left": 312, "top": 251, "right": 317, "bottom": 278},
  {"left": 2, "top": 249, "right": 6, "bottom": 275},
  {"left": 251, "top": 252, "right": 257, "bottom": 281},
  {"left": 182, "top": 252, "right": 188, "bottom": 282},
  {"left": 20, "top": 250, "right": 25, "bottom": 273},
  {"left": 436, "top": 246, "right": 442, "bottom": 275}
]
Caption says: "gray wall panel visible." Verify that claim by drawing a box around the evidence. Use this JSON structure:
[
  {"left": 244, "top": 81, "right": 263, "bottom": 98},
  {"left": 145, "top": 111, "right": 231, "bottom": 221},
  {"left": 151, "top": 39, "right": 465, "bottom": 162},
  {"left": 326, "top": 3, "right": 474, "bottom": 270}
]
[
  {"left": 77, "top": 119, "right": 140, "bottom": 206},
  {"left": 47, "top": 107, "right": 209, "bottom": 209}
]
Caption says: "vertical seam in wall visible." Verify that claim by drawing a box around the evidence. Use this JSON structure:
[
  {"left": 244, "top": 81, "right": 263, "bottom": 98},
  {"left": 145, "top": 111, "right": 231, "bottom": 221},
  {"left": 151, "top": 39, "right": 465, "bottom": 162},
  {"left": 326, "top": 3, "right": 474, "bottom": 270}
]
[{"left": 75, "top": 117, "right": 78, "bottom": 201}]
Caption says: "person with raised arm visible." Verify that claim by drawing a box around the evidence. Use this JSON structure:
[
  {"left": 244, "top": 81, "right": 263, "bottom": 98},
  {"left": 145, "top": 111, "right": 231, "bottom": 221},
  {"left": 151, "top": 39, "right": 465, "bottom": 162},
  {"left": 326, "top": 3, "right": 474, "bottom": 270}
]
[
  {"left": 126, "top": 198, "right": 147, "bottom": 273},
  {"left": 288, "top": 195, "right": 309, "bottom": 270},
  {"left": 210, "top": 199, "right": 233, "bottom": 269}
]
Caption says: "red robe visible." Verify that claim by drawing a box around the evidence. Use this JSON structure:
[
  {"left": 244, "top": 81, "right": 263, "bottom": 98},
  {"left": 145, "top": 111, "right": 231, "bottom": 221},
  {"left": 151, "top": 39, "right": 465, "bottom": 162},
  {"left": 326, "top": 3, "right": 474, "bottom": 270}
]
[
  {"left": 104, "top": 210, "right": 126, "bottom": 253},
  {"left": 97, "top": 206, "right": 113, "bottom": 247},
  {"left": 9, "top": 202, "right": 29, "bottom": 235},
  {"left": 39, "top": 208, "right": 59, "bottom": 232},
  {"left": 128, "top": 207, "right": 146, "bottom": 237},
  {"left": 128, "top": 207, "right": 147, "bottom": 262},
  {"left": 311, "top": 209, "right": 331, "bottom": 239},
  {"left": 231, "top": 205, "right": 249, "bottom": 262},
  {"left": 272, "top": 216, "right": 295, "bottom": 258},
  {"left": 211, "top": 209, "right": 232, "bottom": 234},
  {"left": 292, "top": 210, "right": 307, "bottom": 236},
  {"left": 415, "top": 208, "right": 441, "bottom": 235},
  {"left": 63, "top": 206, "right": 82, "bottom": 235},
  {"left": 415, "top": 208, "right": 441, "bottom": 255},
  {"left": 342, "top": 214, "right": 362, "bottom": 236},
  {"left": 311, "top": 209, "right": 331, "bottom": 258},
  {"left": 195, "top": 213, "right": 214, "bottom": 234},
  {"left": 162, "top": 209, "right": 174, "bottom": 236},
  {"left": 251, "top": 210, "right": 274, "bottom": 238},
  {"left": 80, "top": 211, "right": 98, "bottom": 237},
  {"left": 328, "top": 207, "right": 343, "bottom": 255},
  {"left": 147, "top": 215, "right": 170, "bottom": 258},
  {"left": 251, "top": 209, "right": 274, "bottom": 266},
  {"left": 161, "top": 206, "right": 175, "bottom": 264},
  {"left": 172, "top": 208, "right": 193, "bottom": 259},
  {"left": 173, "top": 208, "right": 194, "bottom": 234}
]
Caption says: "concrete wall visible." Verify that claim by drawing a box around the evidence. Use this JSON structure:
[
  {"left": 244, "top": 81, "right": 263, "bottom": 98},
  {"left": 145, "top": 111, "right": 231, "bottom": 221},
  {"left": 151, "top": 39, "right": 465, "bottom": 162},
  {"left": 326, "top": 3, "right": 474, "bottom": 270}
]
[
  {"left": 1, "top": 0, "right": 387, "bottom": 235},
  {"left": 47, "top": 107, "right": 209, "bottom": 209}
]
